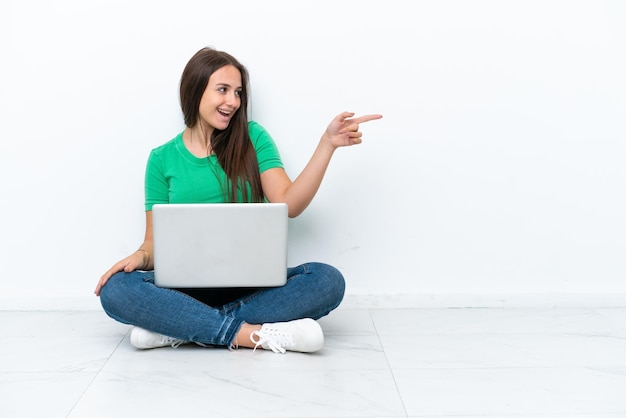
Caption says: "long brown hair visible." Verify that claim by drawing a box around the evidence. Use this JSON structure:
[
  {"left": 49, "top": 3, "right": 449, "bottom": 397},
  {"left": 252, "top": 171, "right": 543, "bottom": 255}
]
[{"left": 179, "top": 47, "right": 264, "bottom": 202}]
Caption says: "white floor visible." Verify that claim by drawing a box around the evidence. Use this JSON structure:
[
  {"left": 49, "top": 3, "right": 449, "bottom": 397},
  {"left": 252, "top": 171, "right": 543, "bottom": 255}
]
[{"left": 2, "top": 307, "right": 626, "bottom": 418}]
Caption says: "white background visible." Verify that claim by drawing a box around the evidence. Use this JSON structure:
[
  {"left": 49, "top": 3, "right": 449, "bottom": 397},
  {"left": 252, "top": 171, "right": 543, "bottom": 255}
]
[{"left": 1, "top": 0, "right": 624, "bottom": 309}]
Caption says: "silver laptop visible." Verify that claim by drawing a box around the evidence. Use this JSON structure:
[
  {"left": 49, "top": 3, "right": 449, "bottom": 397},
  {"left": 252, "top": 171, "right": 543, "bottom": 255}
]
[{"left": 152, "top": 203, "right": 288, "bottom": 288}]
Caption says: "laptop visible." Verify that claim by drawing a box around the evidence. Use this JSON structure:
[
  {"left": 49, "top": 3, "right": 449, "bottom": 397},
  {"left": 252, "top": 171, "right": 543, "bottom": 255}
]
[{"left": 152, "top": 203, "right": 288, "bottom": 288}]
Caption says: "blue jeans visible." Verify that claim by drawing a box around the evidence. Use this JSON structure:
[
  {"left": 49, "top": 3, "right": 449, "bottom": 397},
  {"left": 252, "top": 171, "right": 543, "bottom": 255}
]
[{"left": 99, "top": 262, "right": 345, "bottom": 347}]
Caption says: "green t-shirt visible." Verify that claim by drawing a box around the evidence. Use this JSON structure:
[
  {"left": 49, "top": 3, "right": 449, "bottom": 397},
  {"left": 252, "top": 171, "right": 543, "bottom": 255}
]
[{"left": 145, "top": 121, "right": 283, "bottom": 211}]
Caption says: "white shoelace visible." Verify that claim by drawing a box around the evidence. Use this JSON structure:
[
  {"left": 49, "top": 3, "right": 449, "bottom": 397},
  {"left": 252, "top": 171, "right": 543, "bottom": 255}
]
[
  {"left": 160, "top": 335, "right": 185, "bottom": 348},
  {"left": 250, "top": 328, "right": 295, "bottom": 354}
]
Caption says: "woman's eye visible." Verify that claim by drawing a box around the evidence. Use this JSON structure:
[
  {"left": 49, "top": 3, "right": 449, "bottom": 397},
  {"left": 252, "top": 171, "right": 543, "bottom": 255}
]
[{"left": 235, "top": 90, "right": 242, "bottom": 97}]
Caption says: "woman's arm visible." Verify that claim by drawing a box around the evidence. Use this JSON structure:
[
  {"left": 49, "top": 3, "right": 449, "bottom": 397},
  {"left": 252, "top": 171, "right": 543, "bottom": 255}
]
[
  {"left": 94, "top": 211, "right": 154, "bottom": 296},
  {"left": 262, "top": 111, "right": 382, "bottom": 217}
]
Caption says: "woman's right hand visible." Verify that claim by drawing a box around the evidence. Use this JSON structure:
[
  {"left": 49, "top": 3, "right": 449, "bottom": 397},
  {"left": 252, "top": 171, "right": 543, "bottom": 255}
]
[{"left": 94, "top": 250, "right": 148, "bottom": 296}]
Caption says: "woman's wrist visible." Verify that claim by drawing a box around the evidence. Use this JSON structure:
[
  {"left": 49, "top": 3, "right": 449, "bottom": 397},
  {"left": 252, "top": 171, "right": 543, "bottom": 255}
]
[{"left": 136, "top": 248, "right": 151, "bottom": 268}]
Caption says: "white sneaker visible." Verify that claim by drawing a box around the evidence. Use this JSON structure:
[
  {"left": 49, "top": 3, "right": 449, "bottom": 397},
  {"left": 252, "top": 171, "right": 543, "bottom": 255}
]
[
  {"left": 130, "top": 327, "right": 187, "bottom": 349},
  {"left": 250, "top": 318, "right": 324, "bottom": 354}
]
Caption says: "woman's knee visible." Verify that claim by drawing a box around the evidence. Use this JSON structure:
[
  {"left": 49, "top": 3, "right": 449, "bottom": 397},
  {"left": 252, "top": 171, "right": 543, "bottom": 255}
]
[
  {"left": 307, "top": 262, "right": 346, "bottom": 306},
  {"left": 99, "top": 271, "right": 148, "bottom": 319}
]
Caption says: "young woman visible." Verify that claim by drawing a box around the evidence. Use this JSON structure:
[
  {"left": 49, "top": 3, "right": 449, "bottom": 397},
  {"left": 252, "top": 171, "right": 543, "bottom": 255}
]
[{"left": 94, "top": 47, "right": 382, "bottom": 354}]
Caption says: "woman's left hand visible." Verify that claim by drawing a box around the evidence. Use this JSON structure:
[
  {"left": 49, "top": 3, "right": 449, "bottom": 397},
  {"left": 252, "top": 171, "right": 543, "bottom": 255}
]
[{"left": 324, "top": 111, "right": 382, "bottom": 148}]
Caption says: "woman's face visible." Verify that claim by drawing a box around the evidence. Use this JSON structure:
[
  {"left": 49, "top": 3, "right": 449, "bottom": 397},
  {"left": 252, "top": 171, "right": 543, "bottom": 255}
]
[{"left": 198, "top": 64, "right": 242, "bottom": 131}]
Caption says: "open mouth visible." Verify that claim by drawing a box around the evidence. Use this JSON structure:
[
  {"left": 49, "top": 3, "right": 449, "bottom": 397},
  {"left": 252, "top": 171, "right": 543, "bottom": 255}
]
[{"left": 217, "top": 108, "right": 232, "bottom": 118}]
